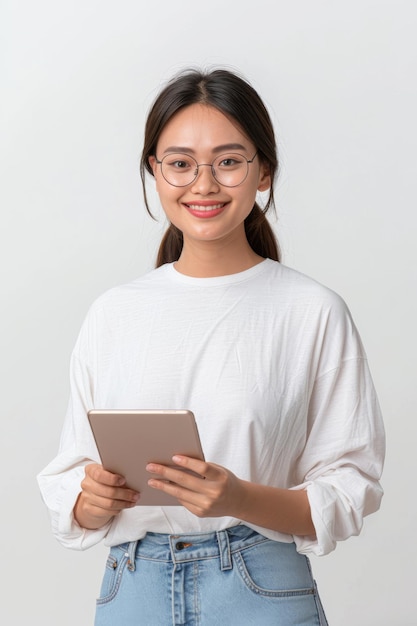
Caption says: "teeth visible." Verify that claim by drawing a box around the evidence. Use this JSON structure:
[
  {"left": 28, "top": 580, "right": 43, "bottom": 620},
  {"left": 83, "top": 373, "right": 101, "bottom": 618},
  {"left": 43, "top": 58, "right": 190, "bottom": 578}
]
[{"left": 187, "top": 203, "right": 224, "bottom": 211}]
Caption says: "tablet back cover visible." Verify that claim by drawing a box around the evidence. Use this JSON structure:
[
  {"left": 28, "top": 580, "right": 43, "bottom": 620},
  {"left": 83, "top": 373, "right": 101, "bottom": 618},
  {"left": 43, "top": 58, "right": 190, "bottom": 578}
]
[{"left": 87, "top": 409, "right": 204, "bottom": 506}]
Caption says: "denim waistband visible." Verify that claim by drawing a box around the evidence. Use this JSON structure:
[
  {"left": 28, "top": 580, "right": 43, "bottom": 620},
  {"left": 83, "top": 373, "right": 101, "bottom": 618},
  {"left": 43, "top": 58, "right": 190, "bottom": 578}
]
[{"left": 115, "top": 525, "right": 280, "bottom": 572}]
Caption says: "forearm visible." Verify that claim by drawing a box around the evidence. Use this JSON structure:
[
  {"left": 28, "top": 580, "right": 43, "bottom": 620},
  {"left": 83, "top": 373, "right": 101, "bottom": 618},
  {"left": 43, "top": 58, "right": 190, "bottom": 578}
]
[
  {"left": 146, "top": 456, "right": 315, "bottom": 535},
  {"left": 236, "top": 481, "right": 315, "bottom": 537}
]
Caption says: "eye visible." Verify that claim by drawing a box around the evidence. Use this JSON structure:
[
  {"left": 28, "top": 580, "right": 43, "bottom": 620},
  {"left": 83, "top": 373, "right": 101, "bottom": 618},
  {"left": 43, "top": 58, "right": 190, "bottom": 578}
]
[
  {"left": 217, "top": 154, "right": 244, "bottom": 169},
  {"left": 172, "top": 159, "right": 190, "bottom": 169},
  {"left": 164, "top": 154, "right": 194, "bottom": 170}
]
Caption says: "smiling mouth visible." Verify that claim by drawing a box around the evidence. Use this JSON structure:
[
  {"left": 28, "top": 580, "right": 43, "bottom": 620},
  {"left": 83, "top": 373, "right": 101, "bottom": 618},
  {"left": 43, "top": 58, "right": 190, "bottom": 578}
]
[{"left": 185, "top": 203, "right": 226, "bottom": 212}]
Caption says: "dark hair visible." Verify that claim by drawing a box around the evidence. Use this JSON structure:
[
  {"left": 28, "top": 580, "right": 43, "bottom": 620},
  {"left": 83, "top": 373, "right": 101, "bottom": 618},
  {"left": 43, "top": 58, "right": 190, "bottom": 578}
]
[{"left": 140, "top": 68, "right": 281, "bottom": 265}]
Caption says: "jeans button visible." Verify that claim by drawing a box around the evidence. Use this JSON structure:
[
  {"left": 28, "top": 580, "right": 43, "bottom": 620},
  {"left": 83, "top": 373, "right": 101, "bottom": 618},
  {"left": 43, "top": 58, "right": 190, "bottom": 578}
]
[{"left": 175, "top": 541, "right": 193, "bottom": 550}]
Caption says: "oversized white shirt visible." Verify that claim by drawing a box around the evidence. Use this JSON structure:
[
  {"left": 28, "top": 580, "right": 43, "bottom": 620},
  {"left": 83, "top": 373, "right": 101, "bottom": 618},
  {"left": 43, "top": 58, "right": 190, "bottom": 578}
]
[{"left": 37, "top": 259, "right": 385, "bottom": 556}]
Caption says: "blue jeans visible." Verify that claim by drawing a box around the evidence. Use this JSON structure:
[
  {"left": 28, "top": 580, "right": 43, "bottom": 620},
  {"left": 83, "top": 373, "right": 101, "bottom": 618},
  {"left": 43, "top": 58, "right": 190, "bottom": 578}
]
[{"left": 94, "top": 525, "right": 328, "bottom": 625}]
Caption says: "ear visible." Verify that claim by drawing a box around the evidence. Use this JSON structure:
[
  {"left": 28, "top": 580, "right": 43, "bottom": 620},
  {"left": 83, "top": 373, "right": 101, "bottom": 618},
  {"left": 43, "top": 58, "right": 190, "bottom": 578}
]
[
  {"left": 257, "top": 162, "right": 271, "bottom": 192},
  {"left": 148, "top": 155, "right": 158, "bottom": 177}
]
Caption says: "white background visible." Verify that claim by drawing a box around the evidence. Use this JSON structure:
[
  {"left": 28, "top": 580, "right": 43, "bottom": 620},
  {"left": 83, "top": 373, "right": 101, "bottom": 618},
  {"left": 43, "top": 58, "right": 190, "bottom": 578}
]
[{"left": 1, "top": 1, "right": 416, "bottom": 624}]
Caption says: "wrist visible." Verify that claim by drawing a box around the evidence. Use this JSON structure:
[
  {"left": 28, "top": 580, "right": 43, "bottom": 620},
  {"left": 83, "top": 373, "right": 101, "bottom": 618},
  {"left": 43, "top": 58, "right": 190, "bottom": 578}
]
[{"left": 233, "top": 478, "right": 252, "bottom": 521}]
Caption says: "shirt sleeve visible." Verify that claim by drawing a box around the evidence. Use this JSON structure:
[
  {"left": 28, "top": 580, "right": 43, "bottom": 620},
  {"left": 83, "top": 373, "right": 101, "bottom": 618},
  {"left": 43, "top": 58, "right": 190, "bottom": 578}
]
[
  {"left": 292, "top": 297, "right": 385, "bottom": 556},
  {"left": 37, "top": 315, "right": 112, "bottom": 550}
]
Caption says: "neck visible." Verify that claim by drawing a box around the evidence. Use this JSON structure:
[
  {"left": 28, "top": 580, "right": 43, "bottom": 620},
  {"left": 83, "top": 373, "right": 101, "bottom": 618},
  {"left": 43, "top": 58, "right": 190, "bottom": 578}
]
[{"left": 174, "top": 237, "right": 264, "bottom": 278}]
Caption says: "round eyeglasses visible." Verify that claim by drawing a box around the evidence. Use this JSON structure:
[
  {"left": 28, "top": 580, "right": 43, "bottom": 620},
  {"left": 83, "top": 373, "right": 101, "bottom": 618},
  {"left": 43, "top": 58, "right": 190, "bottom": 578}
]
[{"left": 154, "top": 151, "right": 258, "bottom": 188}]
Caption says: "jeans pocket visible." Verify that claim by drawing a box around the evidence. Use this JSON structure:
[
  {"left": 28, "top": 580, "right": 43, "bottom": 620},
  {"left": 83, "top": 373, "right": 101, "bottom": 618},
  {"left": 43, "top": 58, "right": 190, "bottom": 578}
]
[
  {"left": 96, "top": 549, "right": 129, "bottom": 605},
  {"left": 234, "top": 540, "right": 315, "bottom": 598}
]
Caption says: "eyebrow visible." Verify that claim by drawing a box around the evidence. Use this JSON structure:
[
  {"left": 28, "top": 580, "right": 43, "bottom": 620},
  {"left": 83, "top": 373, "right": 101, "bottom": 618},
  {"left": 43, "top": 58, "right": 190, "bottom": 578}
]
[{"left": 162, "top": 143, "right": 249, "bottom": 155}]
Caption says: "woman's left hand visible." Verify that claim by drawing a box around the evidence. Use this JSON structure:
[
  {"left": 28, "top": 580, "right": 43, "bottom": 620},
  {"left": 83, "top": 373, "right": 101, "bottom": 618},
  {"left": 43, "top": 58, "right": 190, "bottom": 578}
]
[{"left": 146, "top": 456, "right": 246, "bottom": 518}]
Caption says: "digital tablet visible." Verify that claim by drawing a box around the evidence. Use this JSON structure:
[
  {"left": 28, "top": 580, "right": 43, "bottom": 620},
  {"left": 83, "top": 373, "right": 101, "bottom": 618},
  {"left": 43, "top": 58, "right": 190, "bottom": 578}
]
[{"left": 87, "top": 409, "right": 205, "bottom": 506}]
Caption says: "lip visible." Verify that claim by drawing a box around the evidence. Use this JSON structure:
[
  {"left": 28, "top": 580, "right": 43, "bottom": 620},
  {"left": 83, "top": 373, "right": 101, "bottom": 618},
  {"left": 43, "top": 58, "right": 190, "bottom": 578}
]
[{"left": 184, "top": 201, "right": 228, "bottom": 219}]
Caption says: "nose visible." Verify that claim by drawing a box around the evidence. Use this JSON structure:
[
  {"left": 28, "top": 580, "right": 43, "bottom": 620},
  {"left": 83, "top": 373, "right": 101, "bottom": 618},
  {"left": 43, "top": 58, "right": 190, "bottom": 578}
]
[{"left": 190, "top": 164, "right": 220, "bottom": 194}]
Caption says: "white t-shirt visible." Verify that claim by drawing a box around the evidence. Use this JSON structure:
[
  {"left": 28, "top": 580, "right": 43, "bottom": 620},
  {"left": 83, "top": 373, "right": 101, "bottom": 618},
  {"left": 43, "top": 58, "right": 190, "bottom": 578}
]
[{"left": 37, "top": 259, "right": 385, "bottom": 556}]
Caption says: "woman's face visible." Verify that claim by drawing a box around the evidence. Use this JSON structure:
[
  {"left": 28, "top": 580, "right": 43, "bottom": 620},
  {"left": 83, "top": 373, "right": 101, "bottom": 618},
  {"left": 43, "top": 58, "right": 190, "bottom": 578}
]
[{"left": 149, "top": 104, "right": 270, "bottom": 250}]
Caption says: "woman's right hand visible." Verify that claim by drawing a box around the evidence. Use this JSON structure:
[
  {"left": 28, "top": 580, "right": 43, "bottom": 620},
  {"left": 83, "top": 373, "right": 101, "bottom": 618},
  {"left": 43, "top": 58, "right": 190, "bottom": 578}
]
[{"left": 74, "top": 463, "right": 140, "bottom": 529}]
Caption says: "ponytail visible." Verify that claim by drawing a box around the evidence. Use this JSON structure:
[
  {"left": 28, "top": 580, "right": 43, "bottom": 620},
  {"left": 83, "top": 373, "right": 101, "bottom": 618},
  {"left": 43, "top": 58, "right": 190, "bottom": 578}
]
[
  {"left": 155, "top": 203, "right": 280, "bottom": 267},
  {"left": 244, "top": 204, "right": 281, "bottom": 262},
  {"left": 155, "top": 224, "right": 183, "bottom": 267}
]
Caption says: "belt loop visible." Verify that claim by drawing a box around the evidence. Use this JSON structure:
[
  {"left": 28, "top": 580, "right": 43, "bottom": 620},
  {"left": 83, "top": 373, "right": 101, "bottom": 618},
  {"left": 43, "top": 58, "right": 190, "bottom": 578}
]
[
  {"left": 126, "top": 540, "right": 138, "bottom": 571},
  {"left": 216, "top": 530, "right": 232, "bottom": 571}
]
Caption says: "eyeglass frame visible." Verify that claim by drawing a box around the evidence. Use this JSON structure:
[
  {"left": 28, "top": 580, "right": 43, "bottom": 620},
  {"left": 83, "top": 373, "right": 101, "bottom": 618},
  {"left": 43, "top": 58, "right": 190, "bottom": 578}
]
[{"left": 153, "top": 151, "right": 259, "bottom": 188}]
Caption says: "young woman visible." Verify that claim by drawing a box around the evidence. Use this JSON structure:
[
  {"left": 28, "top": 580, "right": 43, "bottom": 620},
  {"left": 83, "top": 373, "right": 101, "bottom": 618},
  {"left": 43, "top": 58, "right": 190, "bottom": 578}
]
[{"left": 38, "top": 68, "right": 385, "bottom": 625}]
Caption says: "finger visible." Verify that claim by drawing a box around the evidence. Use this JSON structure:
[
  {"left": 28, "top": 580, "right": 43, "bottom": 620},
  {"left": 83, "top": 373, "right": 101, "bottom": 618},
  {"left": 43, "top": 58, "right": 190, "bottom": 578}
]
[
  {"left": 146, "top": 462, "right": 207, "bottom": 490},
  {"left": 82, "top": 471, "right": 139, "bottom": 504},
  {"left": 85, "top": 463, "right": 126, "bottom": 487},
  {"left": 147, "top": 475, "right": 207, "bottom": 506},
  {"left": 79, "top": 495, "right": 136, "bottom": 523},
  {"left": 91, "top": 490, "right": 139, "bottom": 511},
  {"left": 146, "top": 461, "right": 221, "bottom": 510},
  {"left": 96, "top": 484, "right": 140, "bottom": 504},
  {"left": 172, "top": 455, "right": 213, "bottom": 479},
  {"left": 81, "top": 484, "right": 140, "bottom": 513}
]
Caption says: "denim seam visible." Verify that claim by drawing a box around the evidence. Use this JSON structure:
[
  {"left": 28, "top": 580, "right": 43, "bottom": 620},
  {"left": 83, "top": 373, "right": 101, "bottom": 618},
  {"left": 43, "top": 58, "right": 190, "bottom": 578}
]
[
  {"left": 229, "top": 536, "right": 270, "bottom": 555},
  {"left": 96, "top": 552, "right": 129, "bottom": 606},
  {"left": 217, "top": 530, "right": 232, "bottom": 571},
  {"left": 234, "top": 552, "right": 315, "bottom": 598},
  {"left": 312, "top": 580, "right": 329, "bottom": 626},
  {"left": 129, "top": 536, "right": 270, "bottom": 565}
]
